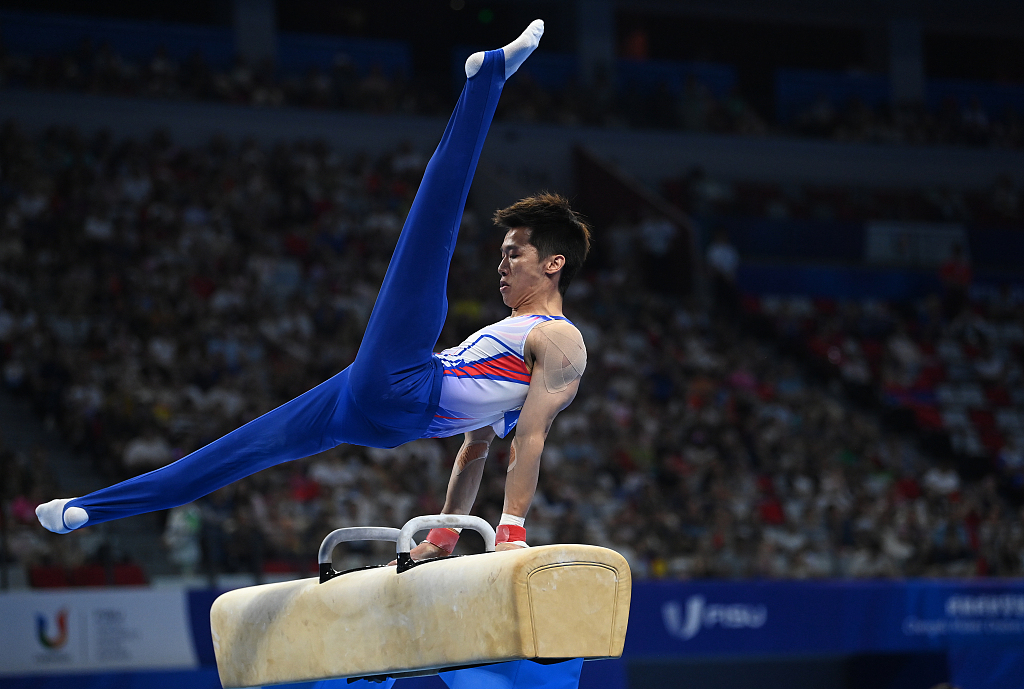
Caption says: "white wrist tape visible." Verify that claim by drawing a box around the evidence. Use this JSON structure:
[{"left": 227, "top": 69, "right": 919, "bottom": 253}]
[{"left": 499, "top": 513, "right": 525, "bottom": 527}]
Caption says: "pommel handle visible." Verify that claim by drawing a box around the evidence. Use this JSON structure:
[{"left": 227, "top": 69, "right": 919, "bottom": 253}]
[
  {"left": 396, "top": 514, "right": 496, "bottom": 573},
  {"left": 318, "top": 527, "right": 405, "bottom": 583}
]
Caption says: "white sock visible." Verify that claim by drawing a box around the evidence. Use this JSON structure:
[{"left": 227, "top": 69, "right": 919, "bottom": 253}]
[
  {"left": 36, "top": 498, "right": 89, "bottom": 534},
  {"left": 465, "top": 19, "right": 544, "bottom": 80}
]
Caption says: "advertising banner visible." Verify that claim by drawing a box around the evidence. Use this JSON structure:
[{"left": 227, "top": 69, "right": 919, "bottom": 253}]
[
  {"left": 0, "top": 589, "right": 198, "bottom": 676},
  {"left": 625, "top": 580, "right": 1024, "bottom": 657},
  {"left": 3, "top": 578, "right": 1024, "bottom": 683}
]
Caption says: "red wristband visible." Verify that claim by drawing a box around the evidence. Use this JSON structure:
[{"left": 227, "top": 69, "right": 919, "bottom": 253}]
[
  {"left": 424, "top": 528, "right": 460, "bottom": 554},
  {"left": 496, "top": 524, "right": 526, "bottom": 544}
]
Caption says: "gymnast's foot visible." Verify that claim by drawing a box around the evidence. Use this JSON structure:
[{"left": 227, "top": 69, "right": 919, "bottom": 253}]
[
  {"left": 36, "top": 498, "right": 89, "bottom": 534},
  {"left": 465, "top": 19, "right": 544, "bottom": 79}
]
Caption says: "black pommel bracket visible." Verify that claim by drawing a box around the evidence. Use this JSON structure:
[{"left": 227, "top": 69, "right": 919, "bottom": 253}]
[
  {"left": 320, "top": 562, "right": 338, "bottom": 584},
  {"left": 396, "top": 552, "right": 415, "bottom": 574}
]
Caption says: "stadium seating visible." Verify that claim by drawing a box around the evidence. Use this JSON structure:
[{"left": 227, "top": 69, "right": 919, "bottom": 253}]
[{"left": 1, "top": 122, "right": 1022, "bottom": 585}]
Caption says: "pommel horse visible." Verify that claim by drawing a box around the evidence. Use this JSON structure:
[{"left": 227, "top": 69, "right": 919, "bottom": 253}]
[{"left": 210, "top": 515, "right": 632, "bottom": 688}]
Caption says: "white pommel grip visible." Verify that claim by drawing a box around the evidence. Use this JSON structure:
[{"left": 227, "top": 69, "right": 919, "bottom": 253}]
[
  {"left": 318, "top": 526, "right": 405, "bottom": 583},
  {"left": 396, "top": 514, "right": 496, "bottom": 573}
]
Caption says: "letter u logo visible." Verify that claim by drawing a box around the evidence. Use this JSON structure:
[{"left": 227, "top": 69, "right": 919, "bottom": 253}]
[{"left": 36, "top": 609, "right": 69, "bottom": 649}]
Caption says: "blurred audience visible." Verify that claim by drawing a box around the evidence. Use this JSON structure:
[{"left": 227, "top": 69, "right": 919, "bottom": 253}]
[
  {"left": 747, "top": 289, "right": 1024, "bottom": 508},
  {"left": 940, "top": 243, "right": 973, "bottom": 318},
  {"left": 664, "top": 167, "right": 1022, "bottom": 227},
  {"left": 706, "top": 227, "right": 740, "bottom": 321},
  {"left": 794, "top": 95, "right": 1023, "bottom": 150},
  {"left": 1, "top": 122, "right": 1022, "bottom": 587},
  {"left": 0, "top": 37, "right": 439, "bottom": 116},
  {"left": 0, "top": 435, "right": 143, "bottom": 585},
  {"left": 2, "top": 440, "right": 60, "bottom": 574},
  {"left": 0, "top": 37, "right": 1021, "bottom": 149}
]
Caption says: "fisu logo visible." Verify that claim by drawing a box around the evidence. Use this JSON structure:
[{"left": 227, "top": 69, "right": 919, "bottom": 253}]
[
  {"left": 662, "top": 596, "right": 768, "bottom": 640},
  {"left": 36, "top": 609, "right": 69, "bottom": 649}
]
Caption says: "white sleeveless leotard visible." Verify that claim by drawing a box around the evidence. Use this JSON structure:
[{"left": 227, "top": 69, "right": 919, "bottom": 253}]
[{"left": 423, "top": 314, "right": 571, "bottom": 439}]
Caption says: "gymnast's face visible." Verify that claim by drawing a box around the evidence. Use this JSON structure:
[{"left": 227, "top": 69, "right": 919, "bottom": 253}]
[{"left": 498, "top": 227, "right": 551, "bottom": 309}]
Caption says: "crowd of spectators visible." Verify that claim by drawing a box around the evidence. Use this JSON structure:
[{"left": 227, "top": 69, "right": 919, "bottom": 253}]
[
  {"left": 1, "top": 123, "right": 1023, "bottom": 585},
  {"left": 746, "top": 287, "right": 1024, "bottom": 497},
  {"left": 664, "top": 167, "right": 1022, "bottom": 227},
  {"left": 1, "top": 436, "right": 58, "bottom": 579},
  {"left": 1, "top": 35, "right": 1022, "bottom": 150},
  {"left": 494, "top": 71, "right": 771, "bottom": 138},
  {"left": 0, "top": 38, "right": 445, "bottom": 116},
  {"left": 0, "top": 433, "right": 146, "bottom": 586},
  {"left": 792, "top": 94, "right": 1024, "bottom": 150}
]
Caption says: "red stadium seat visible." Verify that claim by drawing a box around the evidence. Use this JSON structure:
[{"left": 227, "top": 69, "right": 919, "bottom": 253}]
[
  {"left": 970, "top": 409, "right": 996, "bottom": 429},
  {"left": 812, "top": 298, "right": 837, "bottom": 315},
  {"left": 979, "top": 429, "right": 1005, "bottom": 453},
  {"left": 986, "top": 386, "right": 1012, "bottom": 407},
  {"left": 70, "top": 564, "right": 107, "bottom": 586},
  {"left": 758, "top": 499, "right": 786, "bottom": 525},
  {"left": 113, "top": 563, "right": 147, "bottom": 586},
  {"left": 913, "top": 405, "right": 944, "bottom": 430},
  {"left": 29, "top": 566, "right": 69, "bottom": 588},
  {"left": 915, "top": 364, "right": 946, "bottom": 389},
  {"left": 263, "top": 560, "right": 300, "bottom": 573}
]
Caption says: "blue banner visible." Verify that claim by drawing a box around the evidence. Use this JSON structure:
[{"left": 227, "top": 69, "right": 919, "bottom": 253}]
[
  {"left": 625, "top": 580, "right": 1024, "bottom": 658},
  {"left": 6, "top": 579, "right": 1024, "bottom": 689}
]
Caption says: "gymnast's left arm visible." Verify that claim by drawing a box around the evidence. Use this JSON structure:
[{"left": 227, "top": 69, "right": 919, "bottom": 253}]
[{"left": 499, "top": 321, "right": 586, "bottom": 550}]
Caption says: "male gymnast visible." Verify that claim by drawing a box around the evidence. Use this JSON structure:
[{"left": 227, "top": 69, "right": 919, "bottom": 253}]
[{"left": 36, "top": 20, "right": 591, "bottom": 559}]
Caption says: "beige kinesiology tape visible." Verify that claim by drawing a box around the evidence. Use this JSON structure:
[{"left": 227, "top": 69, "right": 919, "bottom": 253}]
[
  {"left": 454, "top": 440, "right": 490, "bottom": 476},
  {"left": 533, "top": 321, "right": 587, "bottom": 393}
]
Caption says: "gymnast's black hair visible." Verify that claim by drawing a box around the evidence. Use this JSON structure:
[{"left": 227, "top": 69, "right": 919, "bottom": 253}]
[{"left": 493, "top": 192, "right": 591, "bottom": 297}]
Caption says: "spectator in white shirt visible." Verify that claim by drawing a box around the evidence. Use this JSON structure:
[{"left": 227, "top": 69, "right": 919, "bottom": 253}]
[{"left": 706, "top": 227, "right": 740, "bottom": 320}]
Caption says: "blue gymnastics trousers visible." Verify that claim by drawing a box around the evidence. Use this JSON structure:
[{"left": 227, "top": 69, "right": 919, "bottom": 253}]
[
  {"left": 305, "top": 658, "right": 585, "bottom": 689},
  {"left": 64, "top": 50, "right": 508, "bottom": 528}
]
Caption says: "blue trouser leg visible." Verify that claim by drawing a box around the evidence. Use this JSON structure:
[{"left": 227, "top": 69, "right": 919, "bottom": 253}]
[
  {"left": 60, "top": 51, "right": 508, "bottom": 528},
  {"left": 348, "top": 49, "right": 506, "bottom": 429},
  {"left": 262, "top": 676, "right": 396, "bottom": 689},
  {"left": 67, "top": 369, "right": 369, "bottom": 526},
  {"left": 440, "top": 659, "right": 585, "bottom": 689}
]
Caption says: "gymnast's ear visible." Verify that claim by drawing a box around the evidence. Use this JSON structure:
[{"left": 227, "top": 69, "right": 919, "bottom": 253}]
[{"left": 543, "top": 253, "right": 565, "bottom": 277}]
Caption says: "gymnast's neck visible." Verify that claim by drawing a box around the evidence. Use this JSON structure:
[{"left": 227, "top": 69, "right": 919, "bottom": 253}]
[{"left": 510, "top": 292, "right": 563, "bottom": 318}]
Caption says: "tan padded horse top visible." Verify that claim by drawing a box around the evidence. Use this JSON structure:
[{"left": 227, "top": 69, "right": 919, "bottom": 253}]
[{"left": 211, "top": 544, "right": 631, "bottom": 688}]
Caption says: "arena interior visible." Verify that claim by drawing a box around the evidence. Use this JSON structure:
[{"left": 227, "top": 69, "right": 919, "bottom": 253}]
[{"left": 1, "top": 1, "right": 1024, "bottom": 688}]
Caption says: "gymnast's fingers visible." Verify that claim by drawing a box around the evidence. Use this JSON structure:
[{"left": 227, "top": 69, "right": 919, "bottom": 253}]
[
  {"left": 495, "top": 542, "right": 526, "bottom": 551},
  {"left": 388, "top": 540, "right": 449, "bottom": 566}
]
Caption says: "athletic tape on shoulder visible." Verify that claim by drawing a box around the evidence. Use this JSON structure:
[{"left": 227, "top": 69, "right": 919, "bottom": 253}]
[{"left": 532, "top": 321, "right": 587, "bottom": 393}]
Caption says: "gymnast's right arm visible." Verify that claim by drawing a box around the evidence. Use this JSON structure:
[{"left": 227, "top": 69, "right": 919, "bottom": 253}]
[{"left": 407, "top": 426, "right": 495, "bottom": 560}]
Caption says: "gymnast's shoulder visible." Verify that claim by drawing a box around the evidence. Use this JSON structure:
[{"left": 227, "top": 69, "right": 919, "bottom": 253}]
[{"left": 525, "top": 317, "right": 587, "bottom": 380}]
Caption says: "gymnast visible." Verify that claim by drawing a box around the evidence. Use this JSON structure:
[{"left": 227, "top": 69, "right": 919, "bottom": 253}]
[{"left": 36, "top": 20, "right": 591, "bottom": 560}]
